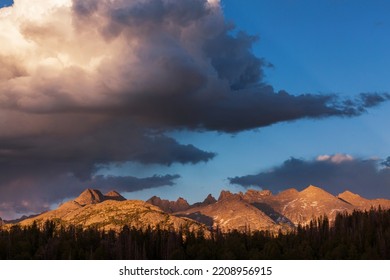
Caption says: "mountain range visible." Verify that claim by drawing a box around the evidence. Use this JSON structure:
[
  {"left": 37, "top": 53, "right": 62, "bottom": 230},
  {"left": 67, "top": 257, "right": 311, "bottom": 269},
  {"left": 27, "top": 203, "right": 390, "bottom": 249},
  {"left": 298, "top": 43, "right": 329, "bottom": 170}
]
[{"left": 2, "top": 185, "right": 390, "bottom": 234}]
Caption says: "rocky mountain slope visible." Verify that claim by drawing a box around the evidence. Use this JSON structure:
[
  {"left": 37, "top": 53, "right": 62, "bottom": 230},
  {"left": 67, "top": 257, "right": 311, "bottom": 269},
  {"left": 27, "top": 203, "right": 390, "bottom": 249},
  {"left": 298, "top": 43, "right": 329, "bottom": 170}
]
[
  {"left": 18, "top": 189, "right": 206, "bottom": 233},
  {"left": 6, "top": 185, "right": 390, "bottom": 234},
  {"left": 175, "top": 191, "right": 287, "bottom": 232},
  {"left": 146, "top": 196, "right": 190, "bottom": 213},
  {"left": 256, "top": 185, "right": 355, "bottom": 225},
  {"left": 146, "top": 193, "right": 217, "bottom": 213},
  {"left": 151, "top": 185, "right": 390, "bottom": 231},
  {"left": 337, "top": 190, "right": 390, "bottom": 209}
]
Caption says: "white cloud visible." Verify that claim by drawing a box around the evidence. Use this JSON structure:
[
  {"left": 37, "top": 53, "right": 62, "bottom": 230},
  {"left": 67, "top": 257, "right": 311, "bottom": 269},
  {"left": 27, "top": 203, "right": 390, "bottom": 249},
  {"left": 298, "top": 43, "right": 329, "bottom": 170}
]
[{"left": 317, "top": 154, "right": 354, "bottom": 164}]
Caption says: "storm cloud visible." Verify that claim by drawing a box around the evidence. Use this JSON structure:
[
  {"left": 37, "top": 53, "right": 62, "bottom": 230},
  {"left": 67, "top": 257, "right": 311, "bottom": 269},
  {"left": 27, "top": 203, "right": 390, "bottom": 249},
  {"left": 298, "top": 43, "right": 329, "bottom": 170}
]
[
  {"left": 0, "top": 171, "right": 180, "bottom": 219},
  {"left": 1, "top": 0, "right": 387, "bottom": 129},
  {"left": 230, "top": 154, "right": 390, "bottom": 199},
  {"left": 0, "top": 0, "right": 389, "bottom": 217}
]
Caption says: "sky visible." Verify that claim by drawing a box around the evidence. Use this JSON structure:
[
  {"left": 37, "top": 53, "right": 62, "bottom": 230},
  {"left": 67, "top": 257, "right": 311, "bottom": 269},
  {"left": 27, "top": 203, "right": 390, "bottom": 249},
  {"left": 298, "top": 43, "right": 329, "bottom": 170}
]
[{"left": 0, "top": 0, "right": 390, "bottom": 219}]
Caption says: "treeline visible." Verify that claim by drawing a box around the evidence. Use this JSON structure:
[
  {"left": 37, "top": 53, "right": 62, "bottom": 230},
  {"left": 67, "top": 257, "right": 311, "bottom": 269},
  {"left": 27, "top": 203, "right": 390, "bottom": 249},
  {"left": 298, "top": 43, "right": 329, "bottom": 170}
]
[{"left": 1, "top": 208, "right": 390, "bottom": 259}]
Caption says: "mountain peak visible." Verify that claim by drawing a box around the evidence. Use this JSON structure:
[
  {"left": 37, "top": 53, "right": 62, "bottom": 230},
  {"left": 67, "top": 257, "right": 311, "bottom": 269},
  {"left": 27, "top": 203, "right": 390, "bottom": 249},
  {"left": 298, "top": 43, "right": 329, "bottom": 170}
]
[
  {"left": 104, "top": 190, "right": 126, "bottom": 201},
  {"left": 74, "top": 189, "right": 105, "bottom": 206},
  {"left": 237, "top": 189, "right": 273, "bottom": 203},
  {"left": 148, "top": 195, "right": 161, "bottom": 201},
  {"left": 337, "top": 190, "right": 366, "bottom": 206},
  {"left": 175, "top": 197, "right": 190, "bottom": 208},
  {"left": 203, "top": 194, "right": 217, "bottom": 205},
  {"left": 301, "top": 185, "right": 330, "bottom": 195},
  {"left": 247, "top": 189, "right": 272, "bottom": 196},
  {"left": 276, "top": 188, "right": 299, "bottom": 198},
  {"left": 218, "top": 190, "right": 235, "bottom": 201},
  {"left": 303, "top": 185, "right": 322, "bottom": 192},
  {"left": 146, "top": 196, "right": 190, "bottom": 213},
  {"left": 338, "top": 190, "right": 361, "bottom": 198},
  {"left": 176, "top": 197, "right": 187, "bottom": 202},
  {"left": 190, "top": 194, "right": 217, "bottom": 208}
]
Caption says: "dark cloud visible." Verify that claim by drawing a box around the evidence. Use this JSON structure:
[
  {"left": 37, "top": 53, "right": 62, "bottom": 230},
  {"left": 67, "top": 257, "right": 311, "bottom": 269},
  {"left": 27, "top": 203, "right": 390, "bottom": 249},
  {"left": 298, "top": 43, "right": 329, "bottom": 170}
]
[
  {"left": 3, "top": 0, "right": 387, "bottom": 128},
  {"left": 0, "top": 0, "right": 389, "bottom": 217},
  {"left": 69, "top": 0, "right": 390, "bottom": 133},
  {"left": 0, "top": 119, "right": 215, "bottom": 172},
  {"left": 0, "top": 117, "right": 212, "bottom": 218},
  {"left": 230, "top": 154, "right": 390, "bottom": 199},
  {"left": 381, "top": 157, "right": 390, "bottom": 168},
  {"left": 89, "top": 174, "right": 180, "bottom": 193},
  {"left": 0, "top": 171, "right": 180, "bottom": 219},
  {"left": 360, "top": 92, "right": 390, "bottom": 108}
]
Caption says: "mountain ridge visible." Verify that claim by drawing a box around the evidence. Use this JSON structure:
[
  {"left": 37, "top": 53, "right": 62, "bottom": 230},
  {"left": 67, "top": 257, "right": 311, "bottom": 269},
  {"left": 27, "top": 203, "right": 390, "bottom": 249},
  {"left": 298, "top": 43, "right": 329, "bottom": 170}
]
[{"left": 5, "top": 185, "right": 390, "bottom": 234}]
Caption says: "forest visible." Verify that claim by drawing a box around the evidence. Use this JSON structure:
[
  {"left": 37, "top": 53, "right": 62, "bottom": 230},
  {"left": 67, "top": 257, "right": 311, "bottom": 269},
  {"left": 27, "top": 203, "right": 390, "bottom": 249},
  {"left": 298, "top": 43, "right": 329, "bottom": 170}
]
[{"left": 0, "top": 208, "right": 389, "bottom": 259}]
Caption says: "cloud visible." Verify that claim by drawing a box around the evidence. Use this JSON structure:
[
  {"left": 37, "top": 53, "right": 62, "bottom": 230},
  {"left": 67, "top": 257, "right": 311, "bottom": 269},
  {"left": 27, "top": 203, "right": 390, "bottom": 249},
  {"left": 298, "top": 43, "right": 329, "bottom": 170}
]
[
  {"left": 381, "top": 157, "right": 390, "bottom": 168},
  {"left": 316, "top": 154, "right": 353, "bottom": 164},
  {"left": 230, "top": 154, "right": 390, "bottom": 199},
  {"left": 0, "top": 172, "right": 180, "bottom": 220},
  {"left": 89, "top": 174, "right": 180, "bottom": 192},
  {"left": 0, "top": 118, "right": 212, "bottom": 218},
  {"left": 0, "top": 0, "right": 388, "bottom": 217},
  {"left": 0, "top": 0, "right": 387, "bottom": 130}
]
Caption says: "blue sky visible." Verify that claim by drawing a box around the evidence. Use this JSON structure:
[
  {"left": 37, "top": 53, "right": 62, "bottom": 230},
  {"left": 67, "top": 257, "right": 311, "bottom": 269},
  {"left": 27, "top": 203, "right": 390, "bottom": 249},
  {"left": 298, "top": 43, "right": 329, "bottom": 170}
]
[
  {"left": 129, "top": 0, "right": 390, "bottom": 200},
  {"left": 222, "top": 0, "right": 390, "bottom": 96},
  {"left": 0, "top": 0, "right": 11, "bottom": 7},
  {"left": 123, "top": 0, "right": 390, "bottom": 202},
  {"left": 0, "top": 0, "right": 390, "bottom": 218}
]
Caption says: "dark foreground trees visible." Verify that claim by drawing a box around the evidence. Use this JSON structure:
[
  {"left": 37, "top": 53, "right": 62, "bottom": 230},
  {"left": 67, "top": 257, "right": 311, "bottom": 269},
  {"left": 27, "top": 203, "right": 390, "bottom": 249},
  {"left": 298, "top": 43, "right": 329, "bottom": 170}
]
[{"left": 1, "top": 208, "right": 390, "bottom": 259}]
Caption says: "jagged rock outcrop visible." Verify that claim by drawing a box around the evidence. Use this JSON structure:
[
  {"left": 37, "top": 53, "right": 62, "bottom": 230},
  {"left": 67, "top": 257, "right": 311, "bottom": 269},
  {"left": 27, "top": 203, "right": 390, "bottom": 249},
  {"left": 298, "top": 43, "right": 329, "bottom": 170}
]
[
  {"left": 239, "top": 189, "right": 272, "bottom": 203},
  {"left": 202, "top": 194, "right": 217, "bottom": 205},
  {"left": 191, "top": 194, "right": 217, "bottom": 208},
  {"left": 176, "top": 190, "right": 286, "bottom": 232},
  {"left": 218, "top": 190, "right": 236, "bottom": 201},
  {"left": 146, "top": 196, "right": 190, "bottom": 213},
  {"left": 175, "top": 197, "right": 191, "bottom": 211},
  {"left": 0, "top": 217, "right": 4, "bottom": 227}
]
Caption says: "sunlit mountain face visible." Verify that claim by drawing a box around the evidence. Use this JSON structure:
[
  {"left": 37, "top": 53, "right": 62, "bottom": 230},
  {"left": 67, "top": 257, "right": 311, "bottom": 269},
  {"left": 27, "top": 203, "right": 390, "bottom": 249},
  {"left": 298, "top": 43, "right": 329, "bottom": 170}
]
[{"left": 3, "top": 186, "right": 388, "bottom": 235}]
